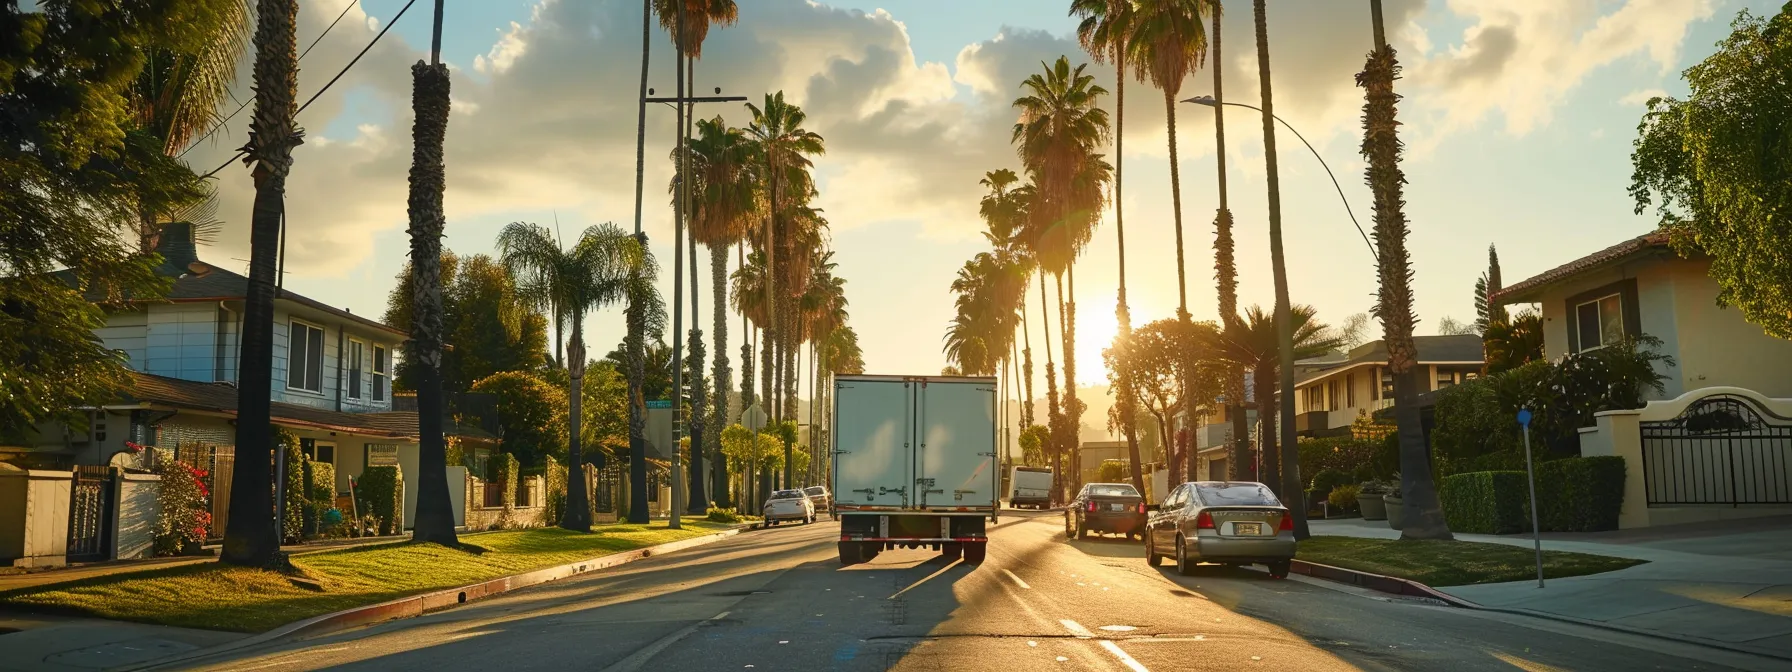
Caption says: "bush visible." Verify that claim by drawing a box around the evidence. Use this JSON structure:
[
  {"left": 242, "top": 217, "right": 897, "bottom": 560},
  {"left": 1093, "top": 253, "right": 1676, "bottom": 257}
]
[
  {"left": 1327, "top": 484, "right": 1361, "bottom": 512},
  {"left": 1298, "top": 436, "right": 1380, "bottom": 477},
  {"left": 1309, "top": 469, "right": 1352, "bottom": 505},
  {"left": 276, "top": 429, "right": 306, "bottom": 543},
  {"left": 1357, "top": 479, "right": 1395, "bottom": 496},
  {"left": 1097, "top": 459, "right": 1130, "bottom": 483},
  {"left": 1535, "top": 456, "right": 1626, "bottom": 532},
  {"left": 152, "top": 458, "right": 212, "bottom": 555},
  {"left": 357, "top": 466, "right": 404, "bottom": 535},
  {"left": 544, "top": 456, "right": 567, "bottom": 526},
  {"left": 1439, "top": 471, "right": 1528, "bottom": 534},
  {"left": 492, "top": 453, "right": 520, "bottom": 509},
  {"left": 706, "top": 506, "right": 746, "bottom": 523}
]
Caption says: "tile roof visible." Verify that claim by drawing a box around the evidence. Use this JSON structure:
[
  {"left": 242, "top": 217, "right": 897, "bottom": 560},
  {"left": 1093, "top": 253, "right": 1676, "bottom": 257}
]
[
  {"left": 1492, "top": 232, "right": 1672, "bottom": 305},
  {"left": 122, "top": 372, "right": 495, "bottom": 442}
]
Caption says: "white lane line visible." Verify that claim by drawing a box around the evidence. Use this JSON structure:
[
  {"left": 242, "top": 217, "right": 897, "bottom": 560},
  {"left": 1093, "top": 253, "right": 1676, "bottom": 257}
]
[
  {"left": 1003, "top": 569, "right": 1031, "bottom": 589},
  {"left": 1099, "top": 641, "right": 1150, "bottom": 672},
  {"left": 1059, "top": 619, "right": 1095, "bottom": 638}
]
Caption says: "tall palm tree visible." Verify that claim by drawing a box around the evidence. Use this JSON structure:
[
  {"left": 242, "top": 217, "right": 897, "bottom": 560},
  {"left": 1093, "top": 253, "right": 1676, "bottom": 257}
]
[
  {"left": 1013, "top": 57, "right": 1111, "bottom": 499},
  {"left": 1210, "top": 305, "right": 1342, "bottom": 490},
  {"left": 979, "top": 170, "right": 1036, "bottom": 429},
  {"left": 626, "top": 0, "right": 653, "bottom": 533},
  {"left": 802, "top": 256, "right": 846, "bottom": 484},
  {"left": 1203, "top": 1, "right": 1249, "bottom": 483},
  {"left": 405, "top": 0, "right": 460, "bottom": 546},
  {"left": 687, "top": 116, "right": 757, "bottom": 510},
  {"left": 1363, "top": 0, "right": 1450, "bottom": 540},
  {"left": 1129, "top": 0, "right": 1214, "bottom": 485},
  {"left": 500, "top": 222, "right": 653, "bottom": 529},
  {"left": 1073, "top": 0, "right": 1146, "bottom": 494},
  {"left": 744, "top": 92, "right": 823, "bottom": 430},
  {"left": 222, "top": 0, "right": 301, "bottom": 569}
]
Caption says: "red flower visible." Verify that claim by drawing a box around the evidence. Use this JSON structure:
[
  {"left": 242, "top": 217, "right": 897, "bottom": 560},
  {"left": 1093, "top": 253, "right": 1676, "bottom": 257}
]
[{"left": 124, "top": 441, "right": 146, "bottom": 453}]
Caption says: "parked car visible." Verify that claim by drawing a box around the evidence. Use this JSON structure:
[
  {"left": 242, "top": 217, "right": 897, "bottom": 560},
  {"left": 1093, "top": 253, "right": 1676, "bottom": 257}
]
[
  {"left": 1144, "top": 481, "right": 1295, "bottom": 578},
  {"left": 803, "top": 485, "right": 833, "bottom": 519},
  {"left": 764, "top": 489, "right": 816, "bottom": 526},
  {"left": 1008, "top": 466, "right": 1053, "bottom": 509},
  {"left": 1064, "top": 482, "right": 1146, "bottom": 540}
]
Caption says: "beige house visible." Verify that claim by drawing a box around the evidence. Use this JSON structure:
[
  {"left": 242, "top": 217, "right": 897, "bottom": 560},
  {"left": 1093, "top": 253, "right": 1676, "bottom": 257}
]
[
  {"left": 1291, "top": 335, "right": 1487, "bottom": 437},
  {"left": 1494, "top": 232, "right": 1792, "bottom": 399}
]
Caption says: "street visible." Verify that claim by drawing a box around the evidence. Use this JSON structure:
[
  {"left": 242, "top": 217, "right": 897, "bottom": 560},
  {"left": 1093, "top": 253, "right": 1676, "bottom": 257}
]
[{"left": 165, "top": 510, "right": 1771, "bottom": 671}]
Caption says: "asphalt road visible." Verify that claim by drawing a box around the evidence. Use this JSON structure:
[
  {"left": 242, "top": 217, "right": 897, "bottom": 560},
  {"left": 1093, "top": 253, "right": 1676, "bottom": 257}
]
[{"left": 165, "top": 510, "right": 1780, "bottom": 671}]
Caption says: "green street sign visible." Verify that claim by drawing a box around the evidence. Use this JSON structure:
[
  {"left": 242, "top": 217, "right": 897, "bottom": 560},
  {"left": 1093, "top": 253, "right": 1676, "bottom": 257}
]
[{"left": 647, "top": 400, "right": 673, "bottom": 409}]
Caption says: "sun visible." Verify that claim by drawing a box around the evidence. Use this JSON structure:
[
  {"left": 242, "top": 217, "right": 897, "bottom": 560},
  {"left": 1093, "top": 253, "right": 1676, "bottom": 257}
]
[{"left": 1073, "top": 302, "right": 1120, "bottom": 385}]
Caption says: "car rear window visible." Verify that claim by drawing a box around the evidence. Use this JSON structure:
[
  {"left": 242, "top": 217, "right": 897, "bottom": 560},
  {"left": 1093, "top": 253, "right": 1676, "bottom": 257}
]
[
  {"left": 1195, "top": 483, "right": 1281, "bottom": 506},
  {"left": 1087, "top": 484, "right": 1139, "bottom": 498},
  {"left": 770, "top": 490, "right": 804, "bottom": 500},
  {"left": 803, "top": 487, "right": 826, "bottom": 496}
]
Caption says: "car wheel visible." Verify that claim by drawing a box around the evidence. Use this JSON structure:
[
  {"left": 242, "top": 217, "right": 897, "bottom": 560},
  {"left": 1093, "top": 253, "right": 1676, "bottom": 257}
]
[
  {"left": 1145, "top": 534, "right": 1162, "bottom": 567},
  {"left": 1175, "top": 536, "right": 1195, "bottom": 576},
  {"left": 1267, "top": 560, "right": 1291, "bottom": 579}
]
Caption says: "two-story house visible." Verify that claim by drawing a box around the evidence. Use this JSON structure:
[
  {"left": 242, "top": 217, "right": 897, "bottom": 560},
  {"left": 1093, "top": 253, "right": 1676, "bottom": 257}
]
[
  {"left": 1289, "top": 334, "right": 1487, "bottom": 437},
  {"left": 23, "top": 223, "right": 493, "bottom": 533}
]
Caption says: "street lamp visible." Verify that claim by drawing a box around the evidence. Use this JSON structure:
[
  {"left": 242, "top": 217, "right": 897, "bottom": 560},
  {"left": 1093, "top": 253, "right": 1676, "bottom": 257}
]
[{"left": 1183, "top": 95, "right": 1376, "bottom": 260}]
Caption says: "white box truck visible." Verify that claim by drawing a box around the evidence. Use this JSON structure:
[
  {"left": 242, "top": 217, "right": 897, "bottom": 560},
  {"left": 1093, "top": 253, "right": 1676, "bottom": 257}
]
[{"left": 832, "top": 374, "right": 997, "bottom": 565}]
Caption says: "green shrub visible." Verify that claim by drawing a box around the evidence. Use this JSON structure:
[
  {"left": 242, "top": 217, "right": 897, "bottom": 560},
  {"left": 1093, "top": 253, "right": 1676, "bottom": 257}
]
[
  {"left": 1357, "top": 479, "right": 1395, "bottom": 496},
  {"left": 492, "top": 453, "right": 520, "bottom": 509},
  {"left": 277, "top": 429, "right": 305, "bottom": 543},
  {"left": 544, "top": 456, "right": 567, "bottom": 526},
  {"left": 357, "top": 466, "right": 404, "bottom": 535},
  {"left": 1097, "top": 459, "right": 1130, "bottom": 483},
  {"left": 1439, "top": 470, "right": 1528, "bottom": 534},
  {"left": 152, "top": 457, "right": 211, "bottom": 555},
  {"left": 1299, "top": 436, "right": 1379, "bottom": 476},
  {"left": 1309, "top": 468, "right": 1352, "bottom": 505},
  {"left": 1535, "top": 456, "right": 1626, "bottom": 532},
  {"left": 706, "top": 506, "right": 746, "bottom": 523},
  {"left": 1328, "top": 484, "right": 1361, "bottom": 512},
  {"left": 309, "top": 461, "right": 336, "bottom": 502}
]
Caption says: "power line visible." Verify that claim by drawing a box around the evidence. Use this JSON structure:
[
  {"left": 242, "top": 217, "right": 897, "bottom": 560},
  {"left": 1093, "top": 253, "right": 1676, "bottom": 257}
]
[
  {"left": 178, "top": 0, "right": 364, "bottom": 160},
  {"left": 198, "top": 0, "right": 420, "bottom": 180}
]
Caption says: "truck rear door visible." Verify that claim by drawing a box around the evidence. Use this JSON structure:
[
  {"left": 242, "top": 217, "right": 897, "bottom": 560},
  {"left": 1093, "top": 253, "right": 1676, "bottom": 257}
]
[
  {"left": 832, "top": 378, "right": 913, "bottom": 509},
  {"left": 916, "top": 379, "right": 996, "bottom": 509}
]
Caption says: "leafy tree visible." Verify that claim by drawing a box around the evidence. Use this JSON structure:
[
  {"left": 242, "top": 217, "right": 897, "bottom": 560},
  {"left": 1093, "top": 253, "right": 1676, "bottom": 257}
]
[
  {"left": 1436, "top": 316, "right": 1477, "bottom": 336},
  {"left": 384, "top": 252, "right": 548, "bottom": 395},
  {"left": 1630, "top": 4, "right": 1792, "bottom": 339},
  {"left": 1210, "top": 306, "right": 1341, "bottom": 491},
  {"left": 1114, "top": 317, "right": 1221, "bottom": 484},
  {"left": 604, "top": 339, "right": 672, "bottom": 402},
  {"left": 470, "top": 371, "right": 568, "bottom": 469},
  {"left": 1018, "top": 424, "right": 1051, "bottom": 467},
  {"left": 1473, "top": 244, "right": 1506, "bottom": 334},
  {"left": 1484, "top": 309, "right": 1545, "bottom": 374}
]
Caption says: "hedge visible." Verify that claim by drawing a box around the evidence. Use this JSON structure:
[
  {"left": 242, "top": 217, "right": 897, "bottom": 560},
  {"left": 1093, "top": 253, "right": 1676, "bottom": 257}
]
[
  {"left": 492, "top": 453, "right": 520, "bottom": 509},
  {"left": 544, "top": 456, "right": 567, "bottom": 526},
  {"left": 358, "top": 466, "right": 404, "bottom": 535},
  {"left": 1298, "top": 437, "right": 1379, "bottom": 476},
  {"left": 1535, "top": 456, "right": 1625, "bottom": 532},
  {"left": 1439, "top": 470, "right": 1528, "bottom": 534},
  {"left": 309, "top": 462, "right": 336, "bottom": 503},
  {"left": 278, "top": 430, "right": 305, "bottom": 543}
]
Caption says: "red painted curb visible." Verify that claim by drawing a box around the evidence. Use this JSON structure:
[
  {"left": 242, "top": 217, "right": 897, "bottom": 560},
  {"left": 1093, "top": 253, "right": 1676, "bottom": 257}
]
[{"left": 1289, "top": 559, "right": 1478, "bottom": 607}]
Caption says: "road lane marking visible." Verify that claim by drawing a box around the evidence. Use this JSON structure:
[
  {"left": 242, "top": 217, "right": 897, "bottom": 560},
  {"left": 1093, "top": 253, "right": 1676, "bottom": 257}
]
[
  {"left": 1099, "top": 641, "right": 1150, "bottom": 672},
  {"left": 600, "top": 610, "right": 732, "bottom": 672},
  {"left": 1002, "top": 569, "right": 1031, "bottom": 589},
  {"left": 1059, "top": 619, "right": 1095, "bottom": 638},
  {"left": 887, "top": 559, "right": 962, "bottom": 600}
]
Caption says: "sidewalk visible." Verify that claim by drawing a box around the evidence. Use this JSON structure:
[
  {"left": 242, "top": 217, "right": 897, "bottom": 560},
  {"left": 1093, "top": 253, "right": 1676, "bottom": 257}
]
[
  {"left": 0, "top": 534, "right": 410, "bottom": 594},
  {"left": 1311, "top": 515, "right": 1792, "bottom": 659}
]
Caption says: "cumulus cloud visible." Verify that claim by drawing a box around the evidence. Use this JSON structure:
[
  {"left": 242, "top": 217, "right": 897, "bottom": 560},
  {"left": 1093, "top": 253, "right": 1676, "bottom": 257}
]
[{"left": 1619, "top": 87, "right": 1671, "bottom": 107}]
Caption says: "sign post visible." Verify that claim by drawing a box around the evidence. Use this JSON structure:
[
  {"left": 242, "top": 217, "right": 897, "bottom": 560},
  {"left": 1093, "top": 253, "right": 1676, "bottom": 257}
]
[
  {"left": 740, "top": 404, "right": 767, "bottom": 514},
  {"left": 1518, "top": 408, "right": 1545, "bottom": 588}
]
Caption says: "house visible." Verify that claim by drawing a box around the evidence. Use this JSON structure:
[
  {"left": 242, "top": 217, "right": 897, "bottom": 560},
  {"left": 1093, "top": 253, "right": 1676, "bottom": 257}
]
[
  {"left": 1492, "top": 232, "right": 1792, "bottom": 399},
  {"left": 1290, "top": 334, "right": 1486, "bottom": 437}
]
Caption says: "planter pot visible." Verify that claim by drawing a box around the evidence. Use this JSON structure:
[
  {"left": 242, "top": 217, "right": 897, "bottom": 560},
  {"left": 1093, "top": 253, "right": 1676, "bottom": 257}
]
[
  {"left": 1358, "top": 494, "right": 1388, "bottom": 520},
  {"left": 1384, "top": 494, "right": 1405, "bottom": 530}
]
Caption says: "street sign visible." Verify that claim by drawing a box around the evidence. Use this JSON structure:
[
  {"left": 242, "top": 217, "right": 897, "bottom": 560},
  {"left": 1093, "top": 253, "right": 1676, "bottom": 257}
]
[
  {"left": 741, "top": 403, "right": 767, "bottom": 432},
  {"left": 1517, "top": 408, "right": 1533, "bottom": 427},
  {"left": 647, "top": 399, "right": 673, "bottom": 409},
  {"left": 1519, "top": 410, "right": 1545, "bottom": 588}
]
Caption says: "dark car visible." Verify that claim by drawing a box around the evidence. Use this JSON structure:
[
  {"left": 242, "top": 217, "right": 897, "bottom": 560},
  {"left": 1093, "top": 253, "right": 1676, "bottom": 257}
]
[
  {"left": 1064, "top": 482, "right": 1147, "bottom": 540},
  {"left": 1144, "top": 481, "right": 1296, "bottom": 578}
]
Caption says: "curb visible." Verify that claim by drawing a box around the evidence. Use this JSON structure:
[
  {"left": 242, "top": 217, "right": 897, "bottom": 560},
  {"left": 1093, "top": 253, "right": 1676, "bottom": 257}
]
[
  {"left": 123, "top": 524, "right": 755, "bottom": 671},
  {"left": 1290, "top": 560, "right": 1792, "bottom": 664}
]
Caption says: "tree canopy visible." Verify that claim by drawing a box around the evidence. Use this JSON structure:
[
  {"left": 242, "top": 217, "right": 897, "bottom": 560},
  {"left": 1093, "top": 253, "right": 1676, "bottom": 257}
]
[{"left": 383, "top": 251, "right": 548, "bottom": 394}]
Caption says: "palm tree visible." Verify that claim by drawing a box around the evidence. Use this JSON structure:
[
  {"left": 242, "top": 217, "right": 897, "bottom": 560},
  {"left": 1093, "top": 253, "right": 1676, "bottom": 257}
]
[
  {"left": 500, "top": 222, "right": 653, "bottom": 529},
  {"left": 687, "top": 116, "right": 757, "bottom": 509},
  {"left": 1013, "top": 56, "right": 1111, "bottom": 500},
  {"left": 979, "top": 170, "right": 1036, "bottom": 429},
  {"left": 1203, "top": 1, "right": 1249, "bottom": 483},
  {"left": 1362, "top": 0, "right": 1450, "bottom": 540},
  {"left": 744, "top": 93, "right": 824, "bottom": 431},
  {"left": 404, "top": 0, "right": 460, "bottom": 546},
  {"left": 222, "top": 0, "right": 301, "bottom": 569},
  {"left": 801, "top": 256, "right": 846, "bottom": 484},
  {"left": 1210, "top": 305, "right": 1342, "bottom": 490},
  {"left": 1073, "top": 0, "right": 1147, "bottom": 494}
]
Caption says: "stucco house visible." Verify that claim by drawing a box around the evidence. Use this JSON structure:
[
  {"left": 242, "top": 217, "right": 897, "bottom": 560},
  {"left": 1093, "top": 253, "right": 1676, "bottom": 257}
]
[
  {"left": 1492, "top": 232, "right": 1792, "bottom": 398},
  {"left": 1290, "top": 334, "right": 1487, "bottom": 437}
]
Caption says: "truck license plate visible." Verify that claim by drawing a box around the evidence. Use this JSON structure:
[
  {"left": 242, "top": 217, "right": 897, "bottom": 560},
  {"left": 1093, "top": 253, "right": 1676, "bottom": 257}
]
[{"left": 1232, "top": 522, "right": 1263, "bottom": 536}]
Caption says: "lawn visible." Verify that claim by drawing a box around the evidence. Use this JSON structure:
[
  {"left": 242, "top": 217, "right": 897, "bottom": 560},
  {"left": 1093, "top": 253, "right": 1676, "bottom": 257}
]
[
  {"left": 0, "top": 521, "right": 734, "bottom": 632},
  {"left": 1296, "top": 535, "right": 1646, "bottom": 587}
]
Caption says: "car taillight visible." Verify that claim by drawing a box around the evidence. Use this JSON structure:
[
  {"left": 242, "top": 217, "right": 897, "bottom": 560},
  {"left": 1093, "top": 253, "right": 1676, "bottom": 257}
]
[
  {"left": 1195, "top": 511, "right": 1215, "bottom": 529},
  {"left": 1137, "top": 502, "right": 1146, "bottom": 515},
  {"left": 1279, "top": 511, "right": 1294, "bottom": 531},
  {"left": 1087, "top": 501, "right": 1097, "bottom": 512}
]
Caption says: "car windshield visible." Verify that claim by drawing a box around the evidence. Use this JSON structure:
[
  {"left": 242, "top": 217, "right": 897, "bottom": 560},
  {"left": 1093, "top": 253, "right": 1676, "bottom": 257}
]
[
  {"left": 1195, "top": 483, "right": 1281, "bottom": 506},
  {"left": 1086, "top": 484, "right": 1139, "bottom": 498},
  {"left": 770, "top": 490, "right": 805, "bottom": 500},
  {"left": 803, "top": 487, "right": 826, "bottom": 496}
]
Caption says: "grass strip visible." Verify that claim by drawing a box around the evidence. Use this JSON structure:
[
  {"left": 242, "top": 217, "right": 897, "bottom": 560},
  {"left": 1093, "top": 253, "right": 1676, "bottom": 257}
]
[
  {"left": 0, "top": 521, "right": 732, "bottom": 632},
  {"left": 1296, "top": 535, "right": 1645, "bottom": 587}
]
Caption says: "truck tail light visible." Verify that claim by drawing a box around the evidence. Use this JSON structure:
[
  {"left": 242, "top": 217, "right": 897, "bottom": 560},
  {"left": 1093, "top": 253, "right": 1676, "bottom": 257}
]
[
  {"left": 1279, "top": 510, "right": 1294, "bottom": 531},
  {"left": 1087, "top": 501, "right": 1097, "bottom": 512},
  {"left": 1196, "top": 511, "right": 1214, "bottom": 529}
]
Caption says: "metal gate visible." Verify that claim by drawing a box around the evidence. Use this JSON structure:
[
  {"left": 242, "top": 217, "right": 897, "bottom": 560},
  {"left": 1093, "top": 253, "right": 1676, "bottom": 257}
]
[
  {"left": 1640, "top": 395, "right": 1792, "bottom": 506},
  {"left": 66, "top": 466, "right": 116, "bottom": 562}
]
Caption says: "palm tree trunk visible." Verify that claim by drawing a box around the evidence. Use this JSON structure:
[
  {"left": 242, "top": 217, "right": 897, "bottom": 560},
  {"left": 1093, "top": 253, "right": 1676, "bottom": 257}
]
[
  {"left": 1255, "top": 364, "right": 1279, "bottom": 494},
  {"left": 710, "top": 245, "right": 732, "bottom": 507},
  {"left": 222, "top": 0, "right": 299, "bottom": 569},
  {"left": 1365, "top": 0, "right": 1450, "bottom": 540},
  {"left": 624, "top": 0, "right": 652, "bottom": 528},
  {"left": 1039, "top": 273, "right": 1063, "bottom": 504},
  {"left": 406, "top": 16, "right": 458, "bottom": 545},
  {"left": 687, "top": 233, "right": 707, "bottom": 513},
  {"left": 1020, "top": 294, "right": 1035, "bottom": 430},
  {"left": 569, "top": 318, "right": 597, "bottom": 530},
  {"left": 1112, "top": 63, "right": 1145, "bottom": 495},
  {"left": 1211, "top": 6, "right": 1249, "bottom": 484},
  {"left": 1059, "top": 267, "right": 1082, "bottom": 493},
  {"left": 1252, "top": 0, "right": 1306, "bottom": 537}
]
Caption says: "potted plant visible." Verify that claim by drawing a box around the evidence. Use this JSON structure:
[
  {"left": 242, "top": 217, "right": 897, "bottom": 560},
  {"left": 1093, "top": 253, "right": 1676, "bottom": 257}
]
[
  {"left": 1384, "top": 476, "right": 1405, "bottom": 530},
  {"left": 1357, "top": 480, "right": 1390, "bottom": 520}
]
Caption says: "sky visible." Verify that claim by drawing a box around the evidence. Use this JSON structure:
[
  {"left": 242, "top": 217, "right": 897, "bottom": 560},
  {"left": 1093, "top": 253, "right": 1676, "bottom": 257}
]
[{"left": 181, "top": 0, "right": 1779, "bottom": 427}]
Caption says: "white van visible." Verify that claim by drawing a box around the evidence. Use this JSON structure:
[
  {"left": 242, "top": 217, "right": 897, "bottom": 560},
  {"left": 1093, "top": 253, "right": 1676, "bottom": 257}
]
[{"left": 1008, "top": 466, "right": 1053, "bottom": 509}]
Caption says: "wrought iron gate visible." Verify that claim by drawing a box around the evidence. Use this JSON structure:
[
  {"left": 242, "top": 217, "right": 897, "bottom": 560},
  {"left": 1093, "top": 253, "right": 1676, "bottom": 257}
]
[
  {"left": 66, "top": 466, "right": 116, "bottom": 562},
  {"left": 1640, "top": 395, "right": 1792, "bottom": 506}
]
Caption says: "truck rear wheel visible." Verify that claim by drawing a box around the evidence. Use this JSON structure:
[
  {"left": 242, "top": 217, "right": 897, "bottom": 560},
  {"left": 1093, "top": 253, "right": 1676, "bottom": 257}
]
[
  {"left": 962, "top": 542, "right": 987, "bottom": 564},
  {"left": 838, "top": 541, "right": 868, "bottom": 566},
  {"left": 941, "top": 542, "right": 962, "bottom": 560}
]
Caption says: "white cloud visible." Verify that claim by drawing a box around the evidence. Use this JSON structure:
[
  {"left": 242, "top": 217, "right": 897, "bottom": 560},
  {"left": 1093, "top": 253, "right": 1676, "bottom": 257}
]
[{"left": 1619, "top": 87, "right": 1670, "bottom": 106}]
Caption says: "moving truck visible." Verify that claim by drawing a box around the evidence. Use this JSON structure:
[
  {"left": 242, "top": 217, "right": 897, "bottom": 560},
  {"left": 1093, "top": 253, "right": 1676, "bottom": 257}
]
[
  {"left": 1007, "top": 466, "right": 1053, "bottom": 509},
  {"left": 832, "top": 374, "right": 997, "bottom": 565}
]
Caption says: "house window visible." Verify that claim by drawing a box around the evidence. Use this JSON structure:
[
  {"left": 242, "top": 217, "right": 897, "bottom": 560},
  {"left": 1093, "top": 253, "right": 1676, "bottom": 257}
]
[
  {"left": 299, "top": 439, "right": 336, "bottom": 465},
  {"left": 1436, "top": 369, "right": 1456, "bottom": 389},
  {"left": 1303, "top": 387, "right": 1322, "bottom": 413},
  {"left": 287, "top": 320, "right": 325, "bottom": 393},
  {"left": 1574, "top": 294, "right": 1625, "bottom": 352},
  {"left": 1346, "top": 373, "right": 1356, "bottom": 408},
  {"left": 1380, "top": 368, "right": 1395, "bottom": 398},
  {"left": 373, "top": 345, "right": 388, "bottom": 401},
  {"left": 348, "top": 340, "right": 365, "bottom": 400},
  {"left": 1327, "top": 380, "right": 1341, "bottom": 411}
]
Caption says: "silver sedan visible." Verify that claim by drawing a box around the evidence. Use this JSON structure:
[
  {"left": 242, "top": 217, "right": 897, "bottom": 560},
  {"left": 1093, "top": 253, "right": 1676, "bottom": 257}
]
[{"left": 1143, "top": 481, "right": 1297, "bottom": 578}]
